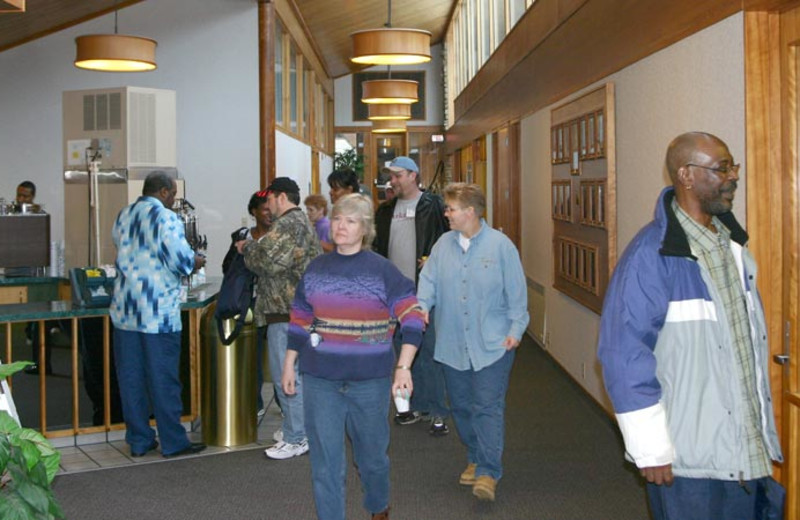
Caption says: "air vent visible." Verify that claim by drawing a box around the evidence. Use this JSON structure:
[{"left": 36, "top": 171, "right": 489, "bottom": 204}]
[
  {"left": 82, "top": 93, "right": 123, "bottom": 132},
  {"left": 129, "top": 92, "right": 156, "bottom": 164},
  {"left": 109, "top": 93, "right": 121, "bottom": 129},
  {"left": 96, "top": 94, "right": 108, "bottom": 131},
  {"left": 83, "top": 95, "right": 94, "bottom": 131}
]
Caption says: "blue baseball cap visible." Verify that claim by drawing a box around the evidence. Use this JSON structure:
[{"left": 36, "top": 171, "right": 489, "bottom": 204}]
[{"left": 382, "top": 156, "right": 419, "bottom": 174}]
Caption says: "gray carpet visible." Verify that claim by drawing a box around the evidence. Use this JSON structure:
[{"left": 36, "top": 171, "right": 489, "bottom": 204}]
[{"left": 52, "top": 338, "right": 650, "bottom": 520}]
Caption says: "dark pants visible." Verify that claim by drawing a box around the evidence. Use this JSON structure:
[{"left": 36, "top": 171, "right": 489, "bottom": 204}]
[
  {"left": 392, "top": 310, "right": 448, "bottom": 417},
  {"left": 113, "top": 329, "right": 191, "bottom": 455},
  {"left": 647, "top": 476, "right": 784, "bottom": 520}
]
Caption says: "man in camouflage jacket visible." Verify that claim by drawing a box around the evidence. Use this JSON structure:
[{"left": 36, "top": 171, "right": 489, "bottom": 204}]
[{"left": 238, "top": 177, "right": 322, "bottom": 460}]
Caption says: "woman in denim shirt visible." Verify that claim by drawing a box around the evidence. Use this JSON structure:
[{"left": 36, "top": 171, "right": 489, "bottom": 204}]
[{"left": 417, "top": 183, "right": 529, "bottom": 503}]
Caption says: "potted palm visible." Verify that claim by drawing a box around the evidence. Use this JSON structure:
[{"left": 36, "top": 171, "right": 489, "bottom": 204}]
[{"left": 0, "top": 360, "right": 64, "bottom": 519}]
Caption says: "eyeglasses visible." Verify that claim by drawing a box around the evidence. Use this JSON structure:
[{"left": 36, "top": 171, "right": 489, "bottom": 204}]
[{"left": 685, "top": 163, "right": 741, "bottom": 176}]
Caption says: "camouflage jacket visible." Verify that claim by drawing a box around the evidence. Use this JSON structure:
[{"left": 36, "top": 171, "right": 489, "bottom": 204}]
[{"left": 242, "top": 206, "right": 322, "bottom": 327}]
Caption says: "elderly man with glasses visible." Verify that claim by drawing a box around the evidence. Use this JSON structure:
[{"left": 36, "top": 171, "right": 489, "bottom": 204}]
[{"left": 597, "top": 132, "right": 784, "bottom": 519}]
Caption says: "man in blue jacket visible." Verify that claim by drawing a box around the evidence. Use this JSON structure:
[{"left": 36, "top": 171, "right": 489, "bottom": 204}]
[{"left": 598, "top": 132, "right": 783, "bottom": 519}]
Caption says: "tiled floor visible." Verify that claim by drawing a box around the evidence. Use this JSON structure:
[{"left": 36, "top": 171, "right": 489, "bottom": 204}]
[{"left": 55, "top": 401, "right": 283, "bottom": 475}]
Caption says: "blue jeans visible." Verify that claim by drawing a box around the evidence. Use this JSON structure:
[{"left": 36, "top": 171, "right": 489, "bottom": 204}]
[
  {"left": 442, "top": 349, "right": 515, "bottom": 481},
  {"left": 113, "top": 329, "right": 191, "bottom": 455},
  {"left": 647, "top": 476, "right": 783, "bottom": 520},
  {"left": 393, "top": 310, "right": 448, "bottom": 417},
  {"left": 257, "top": 326, "right": 266, "bottom": 411},
  {"left": 304, "top": 375, "right": 391, "bottom": 520},
  {"left": 267, "top": 322, "right": 305, "bottom": 443}
]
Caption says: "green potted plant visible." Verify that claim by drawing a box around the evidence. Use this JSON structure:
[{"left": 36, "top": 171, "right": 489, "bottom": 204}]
[
  {"left": 0, "top": 360, "right": 64, "bottom": 519},
  {"left": 334, "top": 148, "right": 364, "bottom": 177}
]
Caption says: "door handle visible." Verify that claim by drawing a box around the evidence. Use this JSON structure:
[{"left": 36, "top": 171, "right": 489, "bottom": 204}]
[{"left": 773, "top": 354, "right": 789, "bottom": 366}]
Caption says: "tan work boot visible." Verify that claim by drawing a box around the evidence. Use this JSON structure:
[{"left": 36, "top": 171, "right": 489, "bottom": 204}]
[
  {"left": 371, "top": 508, "right": 389, "bottom": 519},
  {"left": 459, "top": 463, "right": 477, "bottom": 485},
  {"left": 472, "top": 475, "right": 497, "bottom": 501}
]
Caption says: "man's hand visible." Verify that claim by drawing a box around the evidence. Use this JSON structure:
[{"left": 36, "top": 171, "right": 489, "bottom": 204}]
[
  {"left": 640, "top": 464, "right": 674, "bottom": 486},
  {"left": 193, "top": 254, "right": 207, "bottom": 272},
  {"left": 282, "top": 362, "right": 297, "bottom": 396}
]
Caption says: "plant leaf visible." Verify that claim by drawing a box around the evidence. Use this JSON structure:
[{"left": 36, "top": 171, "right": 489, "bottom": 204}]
[
  {"left": 0, "top": 490, "right": 37, "bottom": 520},
  {"left": 15, "top": 477, "right": 51, "bottom": 516},
  {"left": 49, "top": 493, "right": 66, "bottom": 519},
  {"left": 14, "top": 428, "right": 60, "bottom": 483},
  {"left": 0, "top": 361, "right": 34, "bottom": 380},
  {"left": 0, "top": 433, "right": 10, "bottom": 471},
  {"left": 0, "top": 410, "right": 21, "bottom": 434}
]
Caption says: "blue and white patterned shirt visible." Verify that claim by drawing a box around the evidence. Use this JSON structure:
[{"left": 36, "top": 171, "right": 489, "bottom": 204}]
[{"left": 110, "top": 196, "right": 195, "bottom": 333}]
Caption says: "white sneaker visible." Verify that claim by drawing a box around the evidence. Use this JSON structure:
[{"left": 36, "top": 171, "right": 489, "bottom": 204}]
[
  {"left": 257, "top": 408, "right": 266, "bottom": 418},
  {"left": 264, "top": 439, "right": 308, "bottom": 460},
  {"left": 272, "top": 429, "right": 283, "bottom": 443}
]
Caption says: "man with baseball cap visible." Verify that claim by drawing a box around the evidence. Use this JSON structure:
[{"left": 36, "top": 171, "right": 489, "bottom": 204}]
[
  {"left": 237, "top": 176, "right": 322, "bottom": 459},
  {"left": 374, "top": 157, "right": 451, "bottom": 436}
]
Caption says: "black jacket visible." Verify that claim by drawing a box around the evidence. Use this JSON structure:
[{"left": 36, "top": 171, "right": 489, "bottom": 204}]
[{"left": 373, "top": 191, "right": 449, "bottom": 285}]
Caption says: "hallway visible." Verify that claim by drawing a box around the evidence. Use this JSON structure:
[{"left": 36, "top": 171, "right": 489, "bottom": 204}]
[{"left": 51, "top": 337, "right": 649, "bottom": 519}]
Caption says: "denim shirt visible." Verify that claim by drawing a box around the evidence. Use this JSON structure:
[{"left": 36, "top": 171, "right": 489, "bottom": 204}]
[{"left": 417, "top": 220, "right": 529, "bottom": 371}]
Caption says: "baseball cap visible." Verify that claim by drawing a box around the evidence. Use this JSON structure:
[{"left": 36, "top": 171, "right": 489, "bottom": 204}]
[
  {"left": 265, "top": 177, "right": 300, "bottom": 196},
  {"left": 382, "top": 156, "right": 419, "bottom": 174}
]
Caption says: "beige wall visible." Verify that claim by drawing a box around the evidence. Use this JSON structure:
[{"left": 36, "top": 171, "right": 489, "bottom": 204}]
[{"left": 521, "top": 12, "right": 746, "bottom": 411}]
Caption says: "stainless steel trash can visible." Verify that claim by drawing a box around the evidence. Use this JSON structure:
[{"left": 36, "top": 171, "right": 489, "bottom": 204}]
[{"left": 200, "top": 302, "right": 257, "bottom": 446}]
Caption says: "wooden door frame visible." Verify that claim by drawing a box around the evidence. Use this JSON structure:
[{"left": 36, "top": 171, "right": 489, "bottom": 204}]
[{"left": 745, "top": 8, "right": 800, "bottom": 514}]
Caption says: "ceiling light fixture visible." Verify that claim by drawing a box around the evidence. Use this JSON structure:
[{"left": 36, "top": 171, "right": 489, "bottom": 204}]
[
  {"left": 368, "top": 103, "right": 412, "bottom": 121},
  {"left": 361, "top": 79, "right": 418, "bottom": 105},
  {"left": 75, "top": 11, "right": 157, "bottom": 72},
  {"left": 372, "top": 119, "right": 407, "bottom": 134},
  {"left": 350, "top": 0, "right": 431, "bottom": 66}
]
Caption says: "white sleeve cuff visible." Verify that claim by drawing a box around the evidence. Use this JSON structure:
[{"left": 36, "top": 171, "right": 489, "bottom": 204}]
[{"left": 616, "top": 403, "right": 675, "bottom": 468}]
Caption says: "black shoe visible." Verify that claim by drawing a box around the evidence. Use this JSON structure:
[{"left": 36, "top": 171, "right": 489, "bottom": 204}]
[
  {"left": 131, "top": 440, "right": 159, "bottom": 458},
  {"left": 429, "top": 416, "right": 449, "bottom": 436},
  {"left": 394, "top": 411, "right": 422, "bottom": 425},
  {"left": 163, "top": 442, "right": 207, "bottom": 458},
  {"left": 23, "top": 363, "right": 53, "bottom": 375}
]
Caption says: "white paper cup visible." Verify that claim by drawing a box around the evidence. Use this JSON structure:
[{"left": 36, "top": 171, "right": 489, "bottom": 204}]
[{"left": 393, "top": 393, "right": 410, "bottom": 413}]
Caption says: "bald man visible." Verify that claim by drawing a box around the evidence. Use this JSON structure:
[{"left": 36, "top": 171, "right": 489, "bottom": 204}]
[{"left": 597, "top": 132, "right": 783, "bottom": 519}]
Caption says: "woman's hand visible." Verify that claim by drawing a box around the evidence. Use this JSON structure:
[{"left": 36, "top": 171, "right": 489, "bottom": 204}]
[
  {"left": 392, "top": 366, "right": 413, "bottom": 399},
  {"left": 392, "top": 343, "right": 418, "bottom": 398},
  {"left": 503, "top": 336, "right": 520, "bottom": 350},
  {"left": 282, "top": 351, "right": 299, "bottom": 395}
]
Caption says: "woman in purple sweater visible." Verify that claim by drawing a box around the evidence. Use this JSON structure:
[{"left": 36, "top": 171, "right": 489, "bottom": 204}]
[{"left": 282, "top": 194, "right": 424, "bottom": 520}]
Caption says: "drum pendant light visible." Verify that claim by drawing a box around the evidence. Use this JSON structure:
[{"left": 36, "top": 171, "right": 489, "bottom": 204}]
[
  {"left": 350, "top": 0, "right": 431, "bottom": 66},
  {"left": 368, "top": 103, "right": 412, "bottom": 121},
  {"left": 361, "top": 79, "right": 418, "bottom": 104},
  {"left": 351, "top": 28, "right": 431, "bottom": 66},
  {"left": 75, "top": 11, "right": 157, "bottom": 72},
  {"left": 372, "top": 119, "right": 407, "bottom": 134}
]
